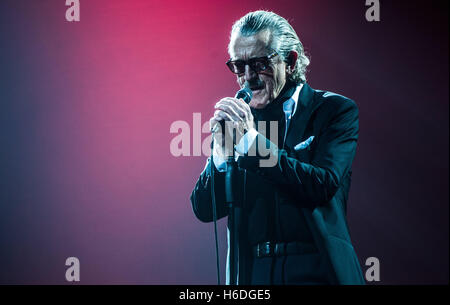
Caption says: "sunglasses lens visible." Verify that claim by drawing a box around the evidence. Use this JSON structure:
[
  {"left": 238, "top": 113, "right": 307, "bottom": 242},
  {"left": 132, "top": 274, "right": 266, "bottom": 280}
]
[
  {"left": 227, "top": 61, "right": 245, "bottom": 74},
  {"left": 251, "top": 59, "right": 268, "bottom": 72},
  {"left": 227, "top": 55, "right": 273, "bottom": 74}
]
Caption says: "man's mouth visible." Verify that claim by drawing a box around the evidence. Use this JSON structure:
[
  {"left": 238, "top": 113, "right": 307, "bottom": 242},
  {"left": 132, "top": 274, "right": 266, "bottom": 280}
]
[
  {"left": 250, "top": 86, "right": 264, "bottom": 92},
  {"left": 246, "top": 79, "right": 264, "bottom": 92}
]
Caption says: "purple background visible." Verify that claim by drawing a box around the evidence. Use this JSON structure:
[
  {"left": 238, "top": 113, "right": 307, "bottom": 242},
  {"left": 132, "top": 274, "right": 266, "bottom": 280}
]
[{"left": 0, "top": 0, "right": 448, "bottom": 284}]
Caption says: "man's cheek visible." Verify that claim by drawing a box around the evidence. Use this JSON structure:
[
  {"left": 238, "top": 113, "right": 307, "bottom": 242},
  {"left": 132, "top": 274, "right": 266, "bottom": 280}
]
[{"left": 265, "top": 82, "right": 274, "bottom": 96}]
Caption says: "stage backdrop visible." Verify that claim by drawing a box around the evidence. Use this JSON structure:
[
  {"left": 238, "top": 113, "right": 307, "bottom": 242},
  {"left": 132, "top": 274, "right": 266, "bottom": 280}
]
[{"left": 0, "top": 0, "right": 448, "bottom": 284}]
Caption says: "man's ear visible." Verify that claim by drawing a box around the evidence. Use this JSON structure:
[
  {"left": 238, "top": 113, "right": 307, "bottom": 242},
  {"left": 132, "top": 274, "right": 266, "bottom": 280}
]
[{"left": 287, "top": 51, "right": 298, "bottom": 72}]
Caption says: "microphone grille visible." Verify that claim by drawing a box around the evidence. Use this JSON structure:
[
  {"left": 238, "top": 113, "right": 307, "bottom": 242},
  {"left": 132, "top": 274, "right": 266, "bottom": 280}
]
[{"left": 235, "top": 86, "right": 253, "bottom": 104}]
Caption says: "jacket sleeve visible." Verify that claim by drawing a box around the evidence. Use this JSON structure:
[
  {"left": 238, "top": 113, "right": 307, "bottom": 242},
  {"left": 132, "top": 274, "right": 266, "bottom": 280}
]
[
  {"left": 237, "top": 98, "right": 359, "bottom": 208},
  {"left": 190, "top": 157, "right": 229, "bottom": 222}
]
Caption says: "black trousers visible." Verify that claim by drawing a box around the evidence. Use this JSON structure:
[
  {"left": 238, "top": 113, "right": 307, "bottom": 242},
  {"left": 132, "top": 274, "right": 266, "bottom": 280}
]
[{"left": 250, "top": 252, "right": 331, "bottom": 285}]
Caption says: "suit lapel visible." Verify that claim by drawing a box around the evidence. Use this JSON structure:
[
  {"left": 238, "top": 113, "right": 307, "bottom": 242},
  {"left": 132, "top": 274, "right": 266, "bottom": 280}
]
[{"left": 285, "top": 83, "right": 322, "bottom": 149}]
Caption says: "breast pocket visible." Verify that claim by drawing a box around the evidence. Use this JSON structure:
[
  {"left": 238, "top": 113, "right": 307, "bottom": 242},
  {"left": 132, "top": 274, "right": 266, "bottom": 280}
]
[{"left": 288, "top": 135, "right": 316, "bottom": 163}]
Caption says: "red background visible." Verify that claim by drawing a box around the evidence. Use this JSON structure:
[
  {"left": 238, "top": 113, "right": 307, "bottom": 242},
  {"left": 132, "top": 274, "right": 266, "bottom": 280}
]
[{"left": 0, "top": 0, "right": 448, "bottom": 284}]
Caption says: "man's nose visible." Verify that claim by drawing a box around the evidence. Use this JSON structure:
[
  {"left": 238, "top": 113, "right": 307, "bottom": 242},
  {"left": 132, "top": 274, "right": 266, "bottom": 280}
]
[{"left": 244, "top": 64, "right": 257, "bottom": 81}]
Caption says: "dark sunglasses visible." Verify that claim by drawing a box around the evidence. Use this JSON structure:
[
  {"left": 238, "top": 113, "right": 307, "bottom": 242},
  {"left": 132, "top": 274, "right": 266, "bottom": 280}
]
[{"left": 226, "top": 51, "right": 278, "bottom": 74}]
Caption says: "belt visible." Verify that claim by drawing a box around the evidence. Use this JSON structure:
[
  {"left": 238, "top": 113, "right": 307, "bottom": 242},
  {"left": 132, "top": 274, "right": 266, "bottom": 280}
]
[{"left": 252, "top": 241, "right": 317, "bottom": 258}]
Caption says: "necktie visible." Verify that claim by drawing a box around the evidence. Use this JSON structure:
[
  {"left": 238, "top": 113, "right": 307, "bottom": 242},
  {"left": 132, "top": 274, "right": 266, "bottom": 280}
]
[{"left": 282, "top": 98, "right": 295, "bottom": 148}]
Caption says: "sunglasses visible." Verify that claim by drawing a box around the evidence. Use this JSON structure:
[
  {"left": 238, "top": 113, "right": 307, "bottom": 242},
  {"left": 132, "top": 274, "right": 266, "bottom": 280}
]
[{"left": 226, "top": 51, "right": 278, "bottom": 75}]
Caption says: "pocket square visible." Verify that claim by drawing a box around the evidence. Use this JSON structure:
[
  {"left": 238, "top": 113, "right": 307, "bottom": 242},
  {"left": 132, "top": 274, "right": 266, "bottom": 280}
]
[{"left": 294, "top": 136, "right": 315, "bottom": 151}]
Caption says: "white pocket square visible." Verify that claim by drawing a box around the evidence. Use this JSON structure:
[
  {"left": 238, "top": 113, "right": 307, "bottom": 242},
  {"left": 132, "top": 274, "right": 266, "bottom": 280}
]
[{"left": 294, "top": 136, "right": 315, "bottom": 151}]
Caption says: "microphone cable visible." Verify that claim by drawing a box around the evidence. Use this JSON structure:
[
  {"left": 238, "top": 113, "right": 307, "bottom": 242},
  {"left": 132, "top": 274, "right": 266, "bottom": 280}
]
[
  {"left": 208, "top": 85, "right": 252, "bottom": 285},
  {"left": 209, "top": 139, "right": 221, "bottom": 285}
]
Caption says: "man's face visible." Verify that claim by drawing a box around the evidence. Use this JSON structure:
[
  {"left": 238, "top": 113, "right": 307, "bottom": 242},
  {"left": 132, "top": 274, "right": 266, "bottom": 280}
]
[{"left": 229, "top": 30, "right": 287, "bottom": 109}]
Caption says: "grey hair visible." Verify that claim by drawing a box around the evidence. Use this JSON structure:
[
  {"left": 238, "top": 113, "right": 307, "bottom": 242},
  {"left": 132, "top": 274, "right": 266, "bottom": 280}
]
[{"left": 228, "top": 10, "right": 310, "bottom": 83}]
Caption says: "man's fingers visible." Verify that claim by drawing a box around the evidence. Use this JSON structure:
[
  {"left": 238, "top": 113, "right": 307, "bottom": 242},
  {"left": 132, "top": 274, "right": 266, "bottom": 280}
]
[
  {"left": 212, "top": 109, "right": 233, "bottom": 123},
  {"left": 216, "top": 101, "right": 243, "bottom": 119},
  {"left": 217, "top": 98, "right": 246, "bottom": 114},
  {"left": 230, "top": 97, "right": 248, "bottom": 111},
  {"left": 236, "top": 98, "right": 252, "bottom": 115},
  {"left": 215, "top": 103, "right": 243, "bottom": 121},
  {"left": 211, "top": 96, "right": 253, "bottom": 137},
  {"left": 216, "top": 98, "right": 246, "bottom": 118},
  {"left": 216, "top": 98, "right": 251, "bottom": 121}
]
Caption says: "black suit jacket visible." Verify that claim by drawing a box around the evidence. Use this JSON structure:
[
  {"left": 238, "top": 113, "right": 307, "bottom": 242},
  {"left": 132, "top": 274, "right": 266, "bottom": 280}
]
[{"left": 190, "top": 83, "right": 365, "bottom": 285}]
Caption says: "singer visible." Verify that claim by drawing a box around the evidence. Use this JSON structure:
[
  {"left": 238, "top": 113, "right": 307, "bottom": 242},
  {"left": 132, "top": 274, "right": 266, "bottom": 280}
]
[{"left": 190, "top": 11, "right": 365, "bottom": 285}]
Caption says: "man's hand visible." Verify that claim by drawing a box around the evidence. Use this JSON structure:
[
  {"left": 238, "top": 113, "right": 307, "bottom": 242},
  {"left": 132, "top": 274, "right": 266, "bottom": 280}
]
[{"left": 209, "top": 97, "right": 255, "bottom": 158}]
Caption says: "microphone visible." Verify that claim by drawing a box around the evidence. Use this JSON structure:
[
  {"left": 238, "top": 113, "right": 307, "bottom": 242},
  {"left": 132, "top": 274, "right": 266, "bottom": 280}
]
[
  {"left": 211, "top": 85, "right": 253, "bottom": 134},
  {"left": 235, "top": 85, "right": 253, "bottom": 104}
]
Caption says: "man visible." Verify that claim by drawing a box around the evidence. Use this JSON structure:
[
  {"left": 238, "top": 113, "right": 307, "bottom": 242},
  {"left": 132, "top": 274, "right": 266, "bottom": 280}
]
[{"left": 190, "top": 10, "right": 365, "bottom": 285}]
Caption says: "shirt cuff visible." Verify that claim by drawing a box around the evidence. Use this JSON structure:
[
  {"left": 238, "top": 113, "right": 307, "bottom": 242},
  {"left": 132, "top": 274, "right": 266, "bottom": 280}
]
[
  {"left": 212, "top": 152, "right": 227, "bottom": 172},
  {"left": 234, "top": 128, "right": 258, "bottom": 155}
]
